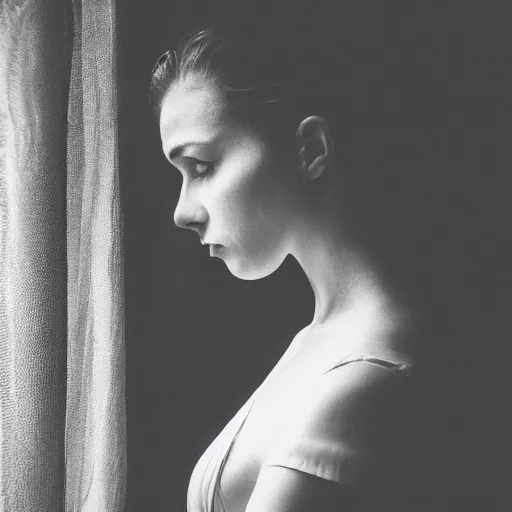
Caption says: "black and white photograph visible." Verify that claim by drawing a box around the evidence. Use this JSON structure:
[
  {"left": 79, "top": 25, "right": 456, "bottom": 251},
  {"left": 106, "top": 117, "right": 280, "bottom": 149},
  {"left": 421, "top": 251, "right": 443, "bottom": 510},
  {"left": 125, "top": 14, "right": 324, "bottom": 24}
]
[{"left": 0, "top": 1, "right": 510, "bottom": 510}]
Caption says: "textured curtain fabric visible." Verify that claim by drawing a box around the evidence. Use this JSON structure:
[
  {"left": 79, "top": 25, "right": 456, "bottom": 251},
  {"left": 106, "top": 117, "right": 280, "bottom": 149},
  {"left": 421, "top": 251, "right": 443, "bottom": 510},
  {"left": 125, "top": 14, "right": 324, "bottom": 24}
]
[{"left": 0, "top": 1, "right": 125, "bottom": 511}]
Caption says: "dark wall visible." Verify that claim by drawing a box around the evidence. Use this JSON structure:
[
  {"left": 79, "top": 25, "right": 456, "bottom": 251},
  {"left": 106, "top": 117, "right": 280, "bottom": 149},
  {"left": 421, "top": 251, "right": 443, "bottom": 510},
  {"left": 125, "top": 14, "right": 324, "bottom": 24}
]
[
  {"left": 118, "top": 3, "right": 312, "bottom": 510},
  {"left": 118, "top": 2, "right": 512, "bottom": 510}
]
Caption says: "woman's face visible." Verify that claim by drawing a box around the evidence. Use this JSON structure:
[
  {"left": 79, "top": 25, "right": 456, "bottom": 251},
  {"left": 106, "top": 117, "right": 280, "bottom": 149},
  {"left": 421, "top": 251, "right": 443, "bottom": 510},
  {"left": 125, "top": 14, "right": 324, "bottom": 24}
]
[{"left": 159, "top": 75, "right": 304, "bottom": 280}]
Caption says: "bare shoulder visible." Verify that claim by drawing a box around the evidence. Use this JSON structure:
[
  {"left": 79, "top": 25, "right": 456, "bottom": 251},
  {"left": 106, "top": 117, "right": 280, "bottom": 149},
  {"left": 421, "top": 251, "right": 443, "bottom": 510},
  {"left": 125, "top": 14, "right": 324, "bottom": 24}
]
[
  {"left": 299, "top": 356, "right": 413, "bottom": 421},
  {"left": 250, "top": 362, "right": 415, "bottom": 512}
]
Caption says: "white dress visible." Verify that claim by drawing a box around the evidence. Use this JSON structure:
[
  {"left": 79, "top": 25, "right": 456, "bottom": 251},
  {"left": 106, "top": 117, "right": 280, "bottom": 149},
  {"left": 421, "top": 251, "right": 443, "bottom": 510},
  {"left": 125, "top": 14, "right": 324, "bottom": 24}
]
[{"left": 187, "top": 350, "right": 414, "bottom": 512}]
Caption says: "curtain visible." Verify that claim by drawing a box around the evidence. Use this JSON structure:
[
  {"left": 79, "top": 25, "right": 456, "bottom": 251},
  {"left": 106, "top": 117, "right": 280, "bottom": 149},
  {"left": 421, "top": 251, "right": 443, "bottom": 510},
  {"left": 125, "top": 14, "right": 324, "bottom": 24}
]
[{"left": 0, "top": 1, "right": 126, "bottom": 511}]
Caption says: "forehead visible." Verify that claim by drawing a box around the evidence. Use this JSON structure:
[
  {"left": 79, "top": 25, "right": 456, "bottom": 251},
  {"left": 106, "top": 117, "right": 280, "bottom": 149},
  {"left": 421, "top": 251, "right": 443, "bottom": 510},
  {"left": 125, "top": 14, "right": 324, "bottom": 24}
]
[{"left": 159, "top": 76, "right": 229, "bottom": 150}]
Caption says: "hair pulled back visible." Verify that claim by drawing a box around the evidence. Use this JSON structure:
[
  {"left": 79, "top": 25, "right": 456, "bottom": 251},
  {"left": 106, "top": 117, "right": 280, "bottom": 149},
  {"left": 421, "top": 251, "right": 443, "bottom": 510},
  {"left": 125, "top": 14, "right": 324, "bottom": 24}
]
[{"left": 150, "top": 6, "right": 507, "bottom": 335}]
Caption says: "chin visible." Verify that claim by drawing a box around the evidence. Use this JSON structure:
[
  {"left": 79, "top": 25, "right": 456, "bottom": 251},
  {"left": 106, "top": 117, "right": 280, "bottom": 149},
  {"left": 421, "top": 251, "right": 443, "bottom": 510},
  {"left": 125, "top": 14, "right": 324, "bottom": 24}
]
[{"left": 225, "top": 253, "right": 286, "bottom": 281}]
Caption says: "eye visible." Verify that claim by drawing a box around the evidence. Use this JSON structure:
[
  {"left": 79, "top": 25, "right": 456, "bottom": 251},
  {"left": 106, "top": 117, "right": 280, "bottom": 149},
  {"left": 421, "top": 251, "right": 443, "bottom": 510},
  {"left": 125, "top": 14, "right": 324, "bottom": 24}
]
[{"left": 190, "top": 158, "right": 215, "bottom": 178}]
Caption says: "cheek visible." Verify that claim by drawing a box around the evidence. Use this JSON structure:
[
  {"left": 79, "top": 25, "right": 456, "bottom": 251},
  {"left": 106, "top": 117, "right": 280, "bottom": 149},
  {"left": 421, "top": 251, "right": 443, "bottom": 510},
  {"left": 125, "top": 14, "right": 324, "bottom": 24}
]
[
  {"left": 206, "top": 150, "right": 297, "bottom": 281},
  {"left": 211, "top": 146, "right": 291, "bottom": 241}
]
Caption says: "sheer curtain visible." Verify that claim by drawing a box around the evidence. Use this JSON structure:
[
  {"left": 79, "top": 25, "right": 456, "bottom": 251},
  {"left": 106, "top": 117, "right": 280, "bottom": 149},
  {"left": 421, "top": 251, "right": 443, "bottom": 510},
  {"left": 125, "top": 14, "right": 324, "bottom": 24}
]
[{"left": 0, "top": 1, "right": 126, "bottom": 511}]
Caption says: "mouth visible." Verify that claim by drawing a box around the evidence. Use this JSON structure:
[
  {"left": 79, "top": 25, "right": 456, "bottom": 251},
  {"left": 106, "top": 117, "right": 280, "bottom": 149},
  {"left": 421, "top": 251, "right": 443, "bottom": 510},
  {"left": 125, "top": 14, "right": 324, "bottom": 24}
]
[{"left": 208, "top": 244, "right": 224, "bottom": 256}]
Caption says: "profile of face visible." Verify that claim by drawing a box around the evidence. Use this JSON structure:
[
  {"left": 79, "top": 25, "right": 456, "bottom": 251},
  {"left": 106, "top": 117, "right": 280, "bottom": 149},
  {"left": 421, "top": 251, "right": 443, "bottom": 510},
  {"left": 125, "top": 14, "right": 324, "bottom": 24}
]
[{"left": 159, "top": 75, "right": 306, "bottom": 280}]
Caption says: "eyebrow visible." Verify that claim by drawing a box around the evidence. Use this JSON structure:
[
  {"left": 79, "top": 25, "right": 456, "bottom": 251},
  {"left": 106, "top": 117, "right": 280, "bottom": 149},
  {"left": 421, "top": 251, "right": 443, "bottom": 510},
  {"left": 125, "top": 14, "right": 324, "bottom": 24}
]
[{"left": 167, "top": 142, "right": 211, "bottom": 161}]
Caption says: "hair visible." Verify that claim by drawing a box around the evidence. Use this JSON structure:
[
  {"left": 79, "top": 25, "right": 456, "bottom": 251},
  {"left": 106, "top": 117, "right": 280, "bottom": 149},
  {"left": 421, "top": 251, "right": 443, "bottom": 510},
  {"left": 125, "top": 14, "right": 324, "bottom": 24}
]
[{"left": 149, "top": 17, "right": 349, "bottom": 152}]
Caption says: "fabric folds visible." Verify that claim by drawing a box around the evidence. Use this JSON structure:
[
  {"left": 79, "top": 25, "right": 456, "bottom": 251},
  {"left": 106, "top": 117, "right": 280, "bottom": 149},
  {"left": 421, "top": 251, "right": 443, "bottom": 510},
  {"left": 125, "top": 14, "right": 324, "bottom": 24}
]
[{"left": 0, "top": 1, "right": 125, "bottom": 510}]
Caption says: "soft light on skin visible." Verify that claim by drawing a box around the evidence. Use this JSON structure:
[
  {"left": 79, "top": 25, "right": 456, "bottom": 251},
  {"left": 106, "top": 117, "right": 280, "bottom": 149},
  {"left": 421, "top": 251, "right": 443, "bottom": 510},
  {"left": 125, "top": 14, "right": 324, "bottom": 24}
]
[
  {"left": 159, "top": 74, "right": 410, "bottom": 338},
  {"left": 160, "top": 75, "right": 305, "bottom": 281}
]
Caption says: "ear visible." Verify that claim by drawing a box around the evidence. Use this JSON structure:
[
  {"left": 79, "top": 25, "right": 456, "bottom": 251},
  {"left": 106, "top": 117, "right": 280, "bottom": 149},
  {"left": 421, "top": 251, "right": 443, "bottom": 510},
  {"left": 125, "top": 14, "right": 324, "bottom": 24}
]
[{"left": 295, "top": 116, "right": 334, "bottom": 180}]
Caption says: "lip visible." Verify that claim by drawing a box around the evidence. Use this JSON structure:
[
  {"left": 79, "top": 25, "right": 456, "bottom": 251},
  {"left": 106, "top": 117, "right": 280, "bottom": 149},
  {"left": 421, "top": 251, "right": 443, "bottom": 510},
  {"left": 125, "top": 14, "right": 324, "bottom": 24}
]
[
  {"left": 201, "top": 238, "right": 222, "bottom": 247},
  {"left": 208, "top": 244, "right": 223, "bottom": 256}
]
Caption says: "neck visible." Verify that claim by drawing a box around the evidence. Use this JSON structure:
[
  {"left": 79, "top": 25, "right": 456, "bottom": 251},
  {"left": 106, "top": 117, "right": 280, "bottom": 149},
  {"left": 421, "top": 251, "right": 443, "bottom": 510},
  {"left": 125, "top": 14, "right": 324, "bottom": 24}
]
[{"left": 290, "top": 201, "right": 406, "bottom": 332}]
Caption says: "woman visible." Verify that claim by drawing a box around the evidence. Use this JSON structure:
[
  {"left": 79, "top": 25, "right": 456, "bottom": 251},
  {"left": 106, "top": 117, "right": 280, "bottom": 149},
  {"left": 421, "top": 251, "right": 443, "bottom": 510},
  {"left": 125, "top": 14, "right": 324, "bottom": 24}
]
[{"left": 148, "top": 9, "right": 499, "bottom": 511}]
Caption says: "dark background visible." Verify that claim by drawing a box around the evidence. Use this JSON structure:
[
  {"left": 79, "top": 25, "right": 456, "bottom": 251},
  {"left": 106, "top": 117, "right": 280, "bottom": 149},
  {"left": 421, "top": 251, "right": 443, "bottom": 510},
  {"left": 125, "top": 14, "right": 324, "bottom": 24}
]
[{"left": 118, "top": 2, "right": 511, "bottom": 510}]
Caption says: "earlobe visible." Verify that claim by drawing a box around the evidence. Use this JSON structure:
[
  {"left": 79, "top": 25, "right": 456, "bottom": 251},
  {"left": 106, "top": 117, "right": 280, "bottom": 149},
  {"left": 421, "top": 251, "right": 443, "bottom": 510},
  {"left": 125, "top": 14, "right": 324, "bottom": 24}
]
[{"left": 295, "top": 116, "right": 333, "bottom": 180}]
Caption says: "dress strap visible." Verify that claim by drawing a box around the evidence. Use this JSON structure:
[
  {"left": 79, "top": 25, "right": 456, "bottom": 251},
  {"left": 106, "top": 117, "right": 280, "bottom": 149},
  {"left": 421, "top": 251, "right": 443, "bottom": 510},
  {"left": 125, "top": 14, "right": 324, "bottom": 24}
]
[
  {"left": 213, "top": 397, "right": 257, "bottom": 512},
  {"left": 323, "top": 354, "right": 413, "bottom": 377}
]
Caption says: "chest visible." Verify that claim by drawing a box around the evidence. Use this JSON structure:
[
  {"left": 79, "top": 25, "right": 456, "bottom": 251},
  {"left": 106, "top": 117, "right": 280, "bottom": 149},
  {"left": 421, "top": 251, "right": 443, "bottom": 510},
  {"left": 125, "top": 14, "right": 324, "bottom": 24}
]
[{"left": 216, "top": 354, "right": 330, "bottom": 512}]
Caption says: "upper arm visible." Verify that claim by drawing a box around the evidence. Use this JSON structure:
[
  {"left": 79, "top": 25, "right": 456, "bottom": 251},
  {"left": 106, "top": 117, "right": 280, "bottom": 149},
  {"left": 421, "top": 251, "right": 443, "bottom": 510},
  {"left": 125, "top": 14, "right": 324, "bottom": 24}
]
[
  {"left": 245, "top": 465, "right": 377, "bottom": 512},
  {"left": 247, "top": 362, "right": 413, "bottom": 511}
]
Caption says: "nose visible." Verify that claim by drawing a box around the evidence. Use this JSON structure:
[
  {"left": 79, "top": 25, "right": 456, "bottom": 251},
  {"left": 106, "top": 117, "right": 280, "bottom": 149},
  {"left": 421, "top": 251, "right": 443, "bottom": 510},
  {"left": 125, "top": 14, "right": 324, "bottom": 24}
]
[{"left": 173, "top": 184, "right": 207, "bottom": 232}]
